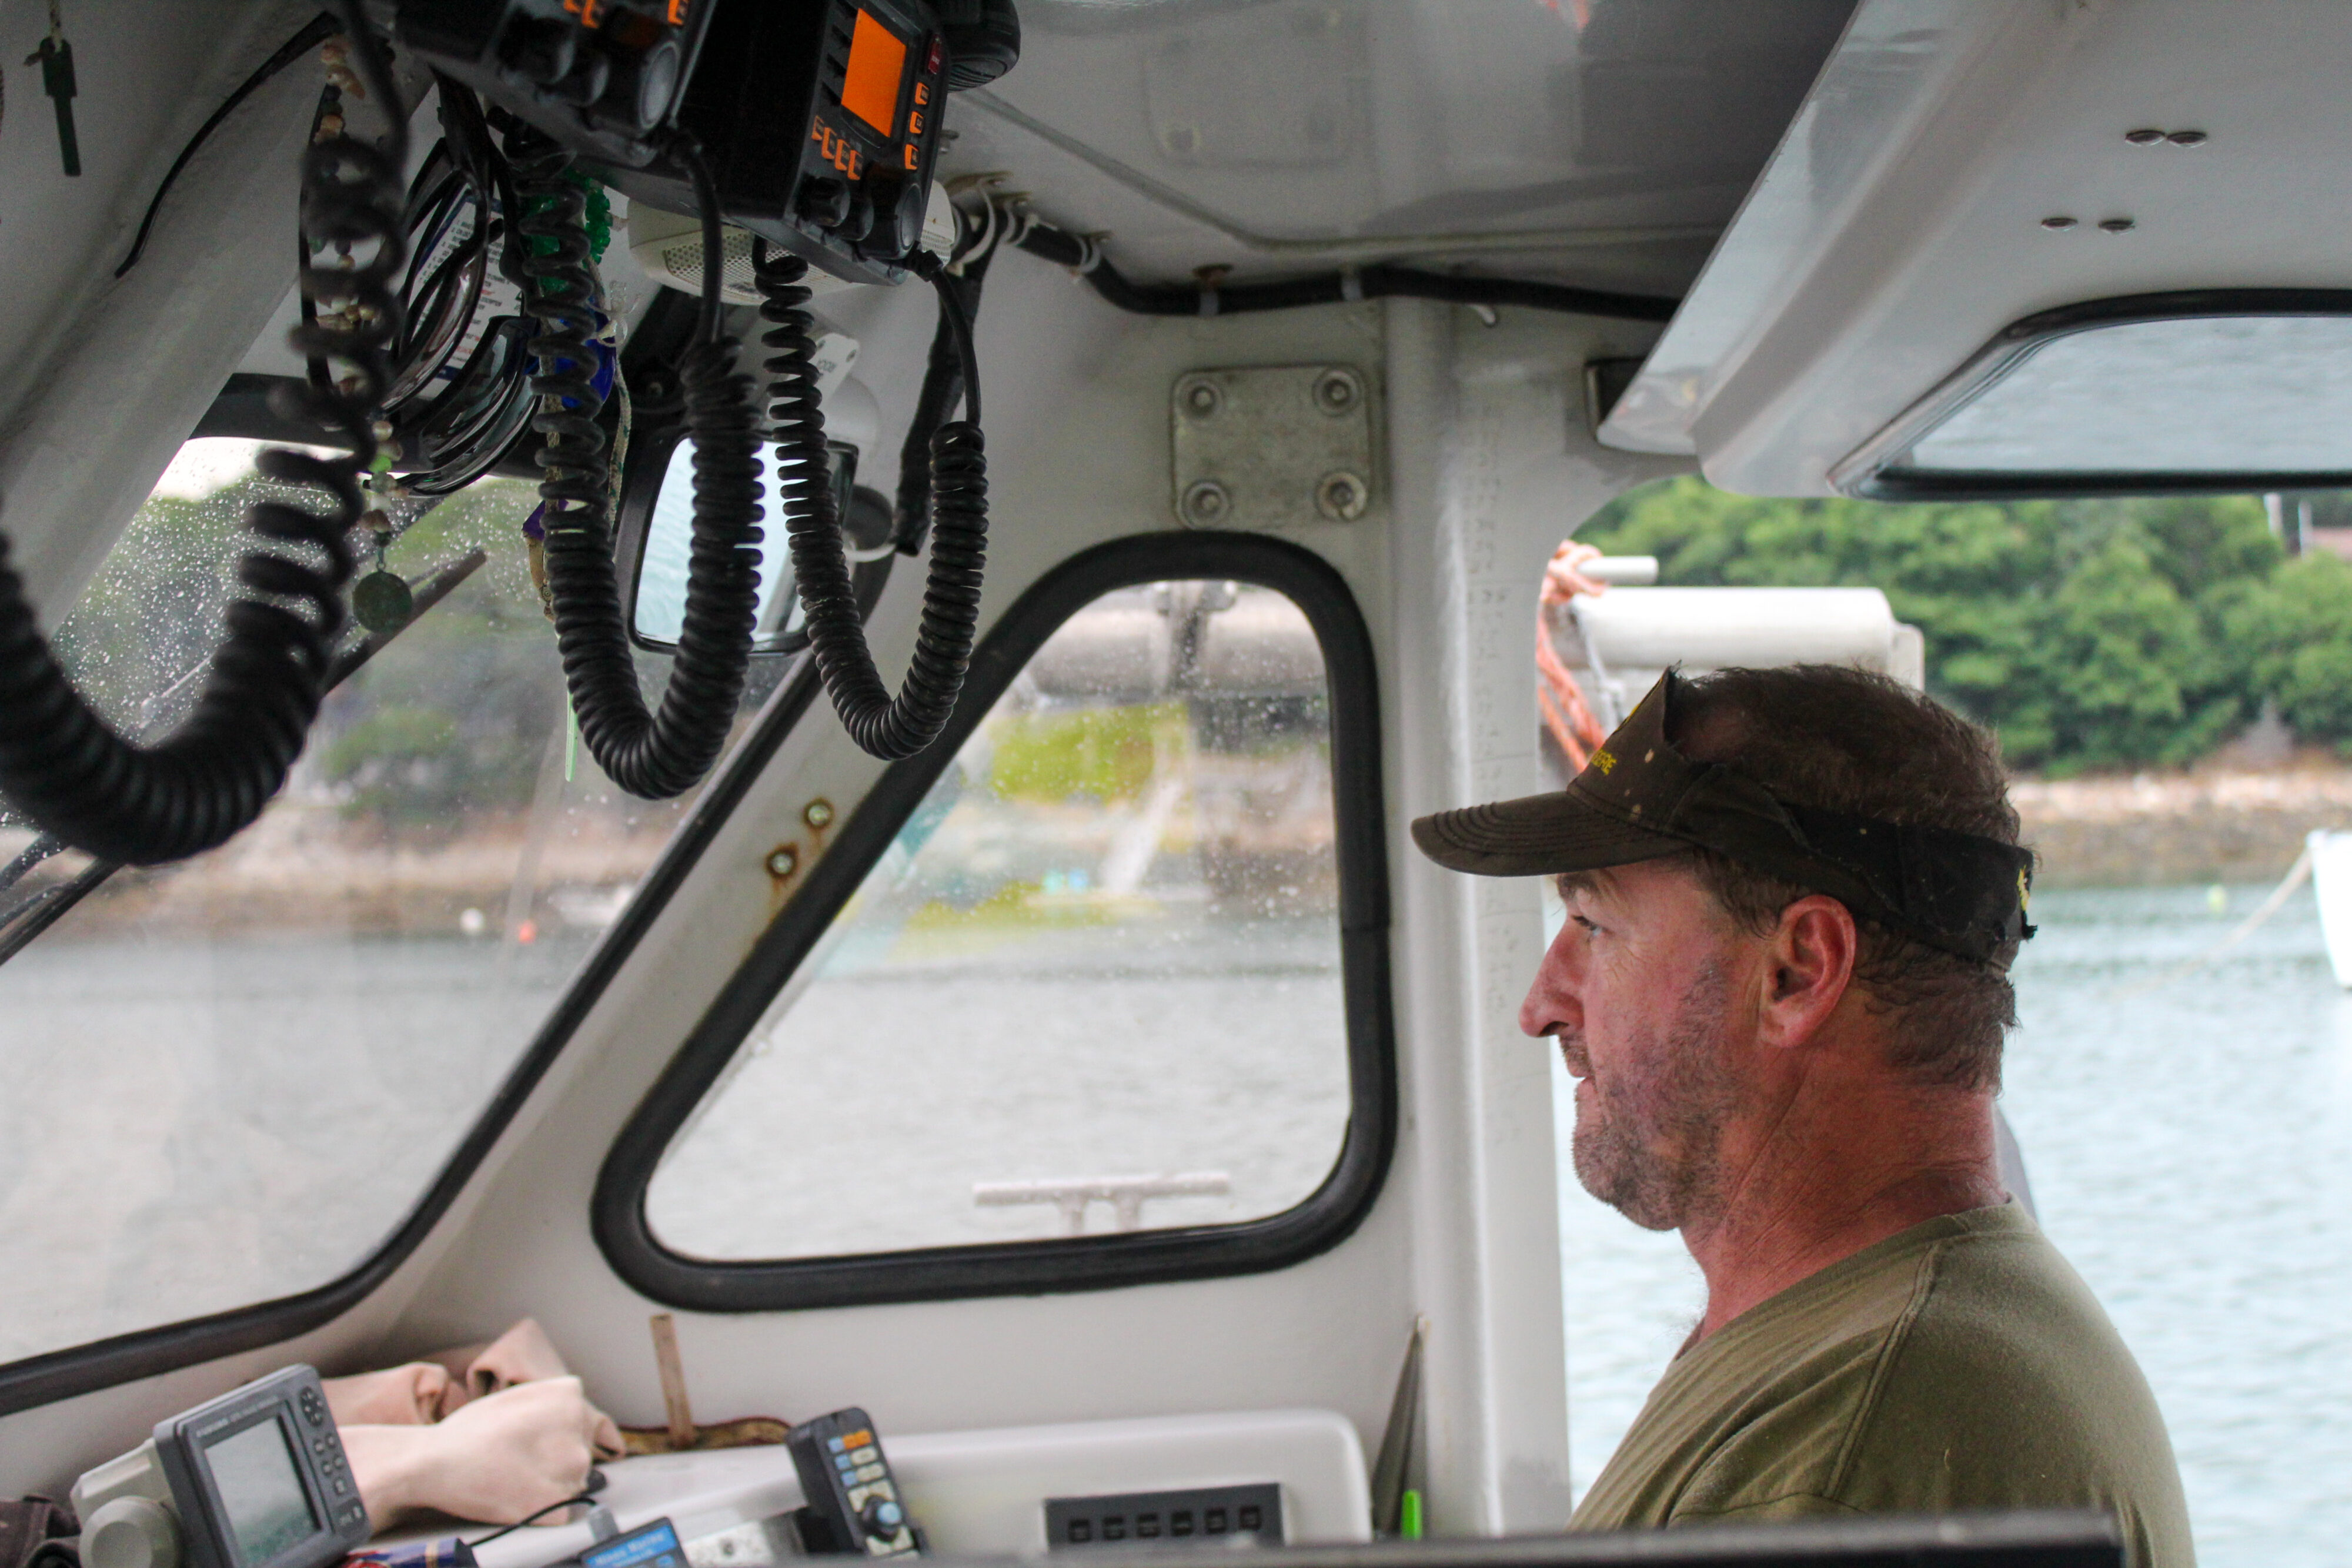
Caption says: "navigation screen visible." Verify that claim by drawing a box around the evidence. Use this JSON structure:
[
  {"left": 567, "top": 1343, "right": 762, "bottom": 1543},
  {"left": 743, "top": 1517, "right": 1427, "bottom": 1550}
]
[{"left": 205, "top": 1419, "right": 317, "bottom": 1568}]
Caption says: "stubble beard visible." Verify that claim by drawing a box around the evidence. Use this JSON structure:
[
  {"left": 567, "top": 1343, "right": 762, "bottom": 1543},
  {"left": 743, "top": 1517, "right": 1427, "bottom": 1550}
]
[{"left": 1569, "top": 961, "right": 1740, "bottom": 1232}]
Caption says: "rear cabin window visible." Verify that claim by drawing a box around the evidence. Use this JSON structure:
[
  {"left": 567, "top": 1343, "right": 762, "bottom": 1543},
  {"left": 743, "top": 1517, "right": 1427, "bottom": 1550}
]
[
  {"left": 0, "top": 441, "right": 781, "bottom": 1367},
  {"left": 645, "top": 580, "right": 1352, "bottom": 1259}
]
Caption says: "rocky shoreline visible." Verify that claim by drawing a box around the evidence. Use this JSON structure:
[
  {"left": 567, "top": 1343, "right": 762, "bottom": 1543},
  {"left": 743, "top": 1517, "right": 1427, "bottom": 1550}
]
[
  {"left": 12, "top": 764, "right": 2348, "bottom": 941},
  {"left": 2015, "top": 767, "right": 2352, "bottom": 887}
]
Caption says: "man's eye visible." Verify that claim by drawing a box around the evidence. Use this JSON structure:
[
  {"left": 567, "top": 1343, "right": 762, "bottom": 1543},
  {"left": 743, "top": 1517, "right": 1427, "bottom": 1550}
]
[{"left": 1572, "top": 914, "right": 1601, "bottom": 935}]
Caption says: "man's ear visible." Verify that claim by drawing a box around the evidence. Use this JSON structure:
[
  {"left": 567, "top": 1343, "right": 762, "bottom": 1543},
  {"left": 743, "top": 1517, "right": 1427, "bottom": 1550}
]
[{"left": 1759, "top": 894, "right": 1858, "bottom": 1050}]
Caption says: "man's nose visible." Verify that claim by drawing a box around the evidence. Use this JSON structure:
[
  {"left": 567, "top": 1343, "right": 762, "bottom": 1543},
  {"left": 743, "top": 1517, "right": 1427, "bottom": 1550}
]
[{"left": 1519, "top": 927, "right": 1582, "bottom": 1039}]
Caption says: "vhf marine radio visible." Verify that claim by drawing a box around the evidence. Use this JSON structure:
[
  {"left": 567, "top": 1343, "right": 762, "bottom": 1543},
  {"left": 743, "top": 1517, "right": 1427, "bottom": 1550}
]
[
  {"left": 390, "top": 0, "right": 1018, "bottom": 286},
  {"left": 72, "top": 1366, "right": 369, "bottom": 1568},
  {"left": 786, "top": 1409, "right": 924, "bottom": 1557}
]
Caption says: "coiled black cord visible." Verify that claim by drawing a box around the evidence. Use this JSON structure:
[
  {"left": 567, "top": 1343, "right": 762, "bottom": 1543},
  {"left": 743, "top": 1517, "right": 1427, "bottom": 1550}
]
[
  {"left": 0, "top": 2, "right": 402, "bottom": 865},
  {"left": 890, "top": 262, "right": 987, "bottom": 556},
  {"left": 757, "top": 242, "right": 987, "bottom": 761},
  {"left": 507, "top": 126, "right": 763, "bottom": 799}
]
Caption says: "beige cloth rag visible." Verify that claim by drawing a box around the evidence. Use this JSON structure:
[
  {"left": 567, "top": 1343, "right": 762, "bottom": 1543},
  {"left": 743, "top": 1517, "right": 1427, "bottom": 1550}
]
[{"left": 323, "top": 1320, "right": 624, "bottom": 1531}]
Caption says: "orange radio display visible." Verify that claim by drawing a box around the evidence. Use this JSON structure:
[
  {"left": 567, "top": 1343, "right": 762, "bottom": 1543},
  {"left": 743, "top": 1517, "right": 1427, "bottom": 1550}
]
[{"left": 841, "top": 9, "right": 909, "bottom": 136}]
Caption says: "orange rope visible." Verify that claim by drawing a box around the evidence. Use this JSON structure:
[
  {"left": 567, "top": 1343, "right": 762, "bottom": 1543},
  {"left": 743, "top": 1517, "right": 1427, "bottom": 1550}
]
[{"left": 1537, "top": 541, "right": 1609, "bottom": 772}]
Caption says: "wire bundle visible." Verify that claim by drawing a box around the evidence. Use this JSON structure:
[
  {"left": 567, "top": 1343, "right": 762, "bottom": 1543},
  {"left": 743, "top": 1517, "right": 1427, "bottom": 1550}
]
[
  {"left": 1005, "top": 209, "right": 1680, "bottom": 323},
  {"left": 0, "top": 3, "right": 405, "bottom": 865}
]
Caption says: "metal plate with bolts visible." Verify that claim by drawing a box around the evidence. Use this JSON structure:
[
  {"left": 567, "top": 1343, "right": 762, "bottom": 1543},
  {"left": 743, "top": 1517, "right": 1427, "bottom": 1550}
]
[{"left": 1171, "top": 364, "right": 1379, "bottom": 530}]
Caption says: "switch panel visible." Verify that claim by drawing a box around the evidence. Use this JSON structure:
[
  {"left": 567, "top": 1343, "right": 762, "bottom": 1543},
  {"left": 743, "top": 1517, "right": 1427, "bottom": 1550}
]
[{"left": 1044, "top": 1485, "right": 1282, "bottom": 1551}]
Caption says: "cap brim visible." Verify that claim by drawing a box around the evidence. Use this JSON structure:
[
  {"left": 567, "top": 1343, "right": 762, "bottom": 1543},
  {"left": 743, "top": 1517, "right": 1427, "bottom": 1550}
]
[{"left": 1410, "top": 788, "right": 1691, "bottom": 877}]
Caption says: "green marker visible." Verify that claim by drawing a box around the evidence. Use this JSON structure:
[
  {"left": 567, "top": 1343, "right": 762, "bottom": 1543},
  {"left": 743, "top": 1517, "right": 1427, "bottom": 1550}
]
[{"left": 1399, "top": 1490, "right": 1423, "bottom": 1541}]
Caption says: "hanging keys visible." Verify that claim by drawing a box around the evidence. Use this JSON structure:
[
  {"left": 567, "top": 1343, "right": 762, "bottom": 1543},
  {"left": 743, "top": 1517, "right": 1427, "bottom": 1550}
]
[{"left": 26, "top": 1, "right": 78, "bottom": 178}]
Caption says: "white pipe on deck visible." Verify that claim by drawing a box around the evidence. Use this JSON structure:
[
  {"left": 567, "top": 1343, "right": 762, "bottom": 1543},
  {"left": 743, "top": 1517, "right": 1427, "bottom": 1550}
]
[{"left": 1572, "top": 586, "right": 1900, "bottom": 671}]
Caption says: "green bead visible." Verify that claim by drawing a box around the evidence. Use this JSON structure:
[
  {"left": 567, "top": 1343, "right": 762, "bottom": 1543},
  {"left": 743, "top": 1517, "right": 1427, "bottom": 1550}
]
[{"left": 352, "top": 570, "right": 414, "bottom": 634}]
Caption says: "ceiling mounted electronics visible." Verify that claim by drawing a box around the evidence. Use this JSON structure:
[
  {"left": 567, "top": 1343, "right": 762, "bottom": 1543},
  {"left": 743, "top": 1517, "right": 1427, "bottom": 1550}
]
[
  {"left": 1832, "top": 290, "right": 2352, "bottom": 500},
  {"left": 393, "top": 0, "right": 1008, "bottom": 287},
  {"left": 392, "top": 0, "right": 1018, "bottom": 778}
]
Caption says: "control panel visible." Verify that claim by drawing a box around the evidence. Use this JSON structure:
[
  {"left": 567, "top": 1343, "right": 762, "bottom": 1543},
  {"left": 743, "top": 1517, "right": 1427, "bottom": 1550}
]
[
  {"left": 785, "top": 1409, "right": 923, "bottom": 1558},
  {"left": 1044, "top": 1485, "right": 1283, "bottom": 1551}
]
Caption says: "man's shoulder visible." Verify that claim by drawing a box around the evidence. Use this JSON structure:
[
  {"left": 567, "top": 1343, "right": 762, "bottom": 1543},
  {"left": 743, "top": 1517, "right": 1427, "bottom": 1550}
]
[
  {"left": 1578, "top": 1206, "right": 2193, "bottom": 1567},
  {"left": 1573, "top": 1215, "right": 1947, "bottom": 1529},
  {"left": 1836, "top": 1209, "right": 2183, "bottom": 1505}
]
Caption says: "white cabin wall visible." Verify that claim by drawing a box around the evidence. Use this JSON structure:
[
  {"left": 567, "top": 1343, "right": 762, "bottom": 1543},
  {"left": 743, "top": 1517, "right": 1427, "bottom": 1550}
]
[
  {"left": 0, "top": 0, "right": 319, "bottom": 609},
  {"left": 383, "top": 271, "right": 1423, "bottom": 1468},
  {"left": 1384, "top": 303, "right": 1686, "bottom": 1534}
]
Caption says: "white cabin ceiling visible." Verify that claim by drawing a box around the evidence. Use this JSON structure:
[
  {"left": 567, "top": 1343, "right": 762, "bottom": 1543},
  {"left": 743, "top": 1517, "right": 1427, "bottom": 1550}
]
[
  {"left": 938, "top": 0, "right": 1859, "bottom": 297},
  {"left": 1601, "top": 0, "right": 2352, "bottom": 494}
]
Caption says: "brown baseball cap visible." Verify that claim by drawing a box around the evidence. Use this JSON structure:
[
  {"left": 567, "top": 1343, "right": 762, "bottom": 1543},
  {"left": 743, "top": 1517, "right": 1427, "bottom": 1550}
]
[{"left": 1411, "top": 670, "right": 2034, "bottom": 968}]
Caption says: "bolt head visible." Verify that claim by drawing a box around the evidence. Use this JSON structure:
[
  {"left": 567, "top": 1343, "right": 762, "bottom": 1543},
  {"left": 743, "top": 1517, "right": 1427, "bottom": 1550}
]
[
  {"left": 2124, "top": 127, "right": 2166, "bottom": 145},
  {"left": 803, "top": 799, "right": 835, "bottom": 829},
  {"left": 1181, "top": 379, "right": 1222, "bottom": 417},
  {"left": 1313, "top": 369, "right": 1361, "bottom": 414},
  {"left": 2167, "top": 129, "right": 2208, "bottom": 146},
  {"left": 2099, "top": 216, "right": 2137, "bottom": 233},
  {"left": 2040, "top": 215, "right": 2079, "bottom": 230},
  {"left": 1314, "top": 470, "right": 1369, "bottom": 521},
  {"left": 766, "top": 847, "right": 799, "bottom": 878},
  {"left": 1181, "top": 480, "right": 1231, "bottom": 526}
]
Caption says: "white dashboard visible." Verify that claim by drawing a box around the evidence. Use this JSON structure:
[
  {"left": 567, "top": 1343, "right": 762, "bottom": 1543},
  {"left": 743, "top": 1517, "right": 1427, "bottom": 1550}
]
[{"left": 379, "top": 1410, "right": 1371, "bottom": 1568}]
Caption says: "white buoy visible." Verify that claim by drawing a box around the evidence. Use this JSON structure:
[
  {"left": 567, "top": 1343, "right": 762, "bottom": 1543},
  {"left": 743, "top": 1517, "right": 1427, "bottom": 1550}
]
[{"left": 2306, "top": 830, "right": 2352, "bottom": 988}]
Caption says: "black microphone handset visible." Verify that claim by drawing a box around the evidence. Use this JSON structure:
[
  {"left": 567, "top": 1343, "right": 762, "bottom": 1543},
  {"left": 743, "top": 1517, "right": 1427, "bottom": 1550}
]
[
  {"left": 786, "top": 1409, "right": 924, "bottom": 1558},
  {"left": 390, "top": 0, "right": 1020, "bottom": 780},
  {"left": 73, "top": 1366, "right": 369, "bottom": 1568}
]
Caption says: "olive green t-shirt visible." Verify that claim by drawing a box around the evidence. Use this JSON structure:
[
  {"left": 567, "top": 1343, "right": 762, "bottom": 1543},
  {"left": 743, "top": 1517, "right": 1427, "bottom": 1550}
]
[{"left": 1571, "top": 1204, "right": 2193, "bottom": 1568}]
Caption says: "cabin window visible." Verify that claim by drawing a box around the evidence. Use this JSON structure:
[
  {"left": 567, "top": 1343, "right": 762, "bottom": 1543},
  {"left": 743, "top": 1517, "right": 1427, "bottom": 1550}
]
[
  {"left": 0, "top": 441, "right": 787, "bottom": 1372},
  {"left": 643, "top": 577, "right": 1360, "bottom": 1265}
]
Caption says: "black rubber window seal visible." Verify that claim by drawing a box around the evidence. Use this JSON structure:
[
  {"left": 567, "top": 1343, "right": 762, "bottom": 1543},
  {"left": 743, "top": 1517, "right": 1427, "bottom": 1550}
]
[
  {"left": 593, "top": 530, "right": 1395, "bottom": 1311},
  {"left": 0, "top": 658, "right": 827, "bottom": 1417},
  {"left": 1833, "top": 287, "right": 2352, "bottom": 500}
]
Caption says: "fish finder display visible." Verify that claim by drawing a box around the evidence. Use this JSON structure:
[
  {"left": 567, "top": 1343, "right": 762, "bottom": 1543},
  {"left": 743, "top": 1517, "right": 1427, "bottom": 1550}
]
[
  {"left": 96, "top": 1365, "right": 366, "bottom": 1568},
  {"left": 203, "top": 1420, "right": 317, "bottom": 1568}
]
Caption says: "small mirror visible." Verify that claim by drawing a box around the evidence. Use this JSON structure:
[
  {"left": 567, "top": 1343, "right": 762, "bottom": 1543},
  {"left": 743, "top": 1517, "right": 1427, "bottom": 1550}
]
[{"left": 631, "top": 438, "right": 888, "bottom": 654}]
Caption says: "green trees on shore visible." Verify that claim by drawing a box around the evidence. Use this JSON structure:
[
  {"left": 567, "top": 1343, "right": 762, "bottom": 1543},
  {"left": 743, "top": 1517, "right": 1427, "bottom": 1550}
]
[{"left": 1576, "top": 479, "right": 2352, "bottom": 774}]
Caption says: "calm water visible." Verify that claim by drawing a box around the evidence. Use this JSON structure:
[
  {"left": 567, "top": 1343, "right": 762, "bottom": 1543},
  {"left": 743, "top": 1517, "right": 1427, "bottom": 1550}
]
[
  {"left": 1559, "top": 881, "right": 2352, "bottom": 1568},
  {"left": 0, "top": 930, "right": 597, "bottom": 1363},
  {"left": 649, "top": 911, "right": 1351, "bottom": 1259},
  {"left": 1, "top": 882, "right": 2338, "bottom": 1567}
]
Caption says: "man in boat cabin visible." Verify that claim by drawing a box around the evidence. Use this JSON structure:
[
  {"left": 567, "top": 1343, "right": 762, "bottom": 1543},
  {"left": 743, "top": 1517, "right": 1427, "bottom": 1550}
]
[{"left": 1414, "top": 665, "right": 2191, "bottom": 1567}]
